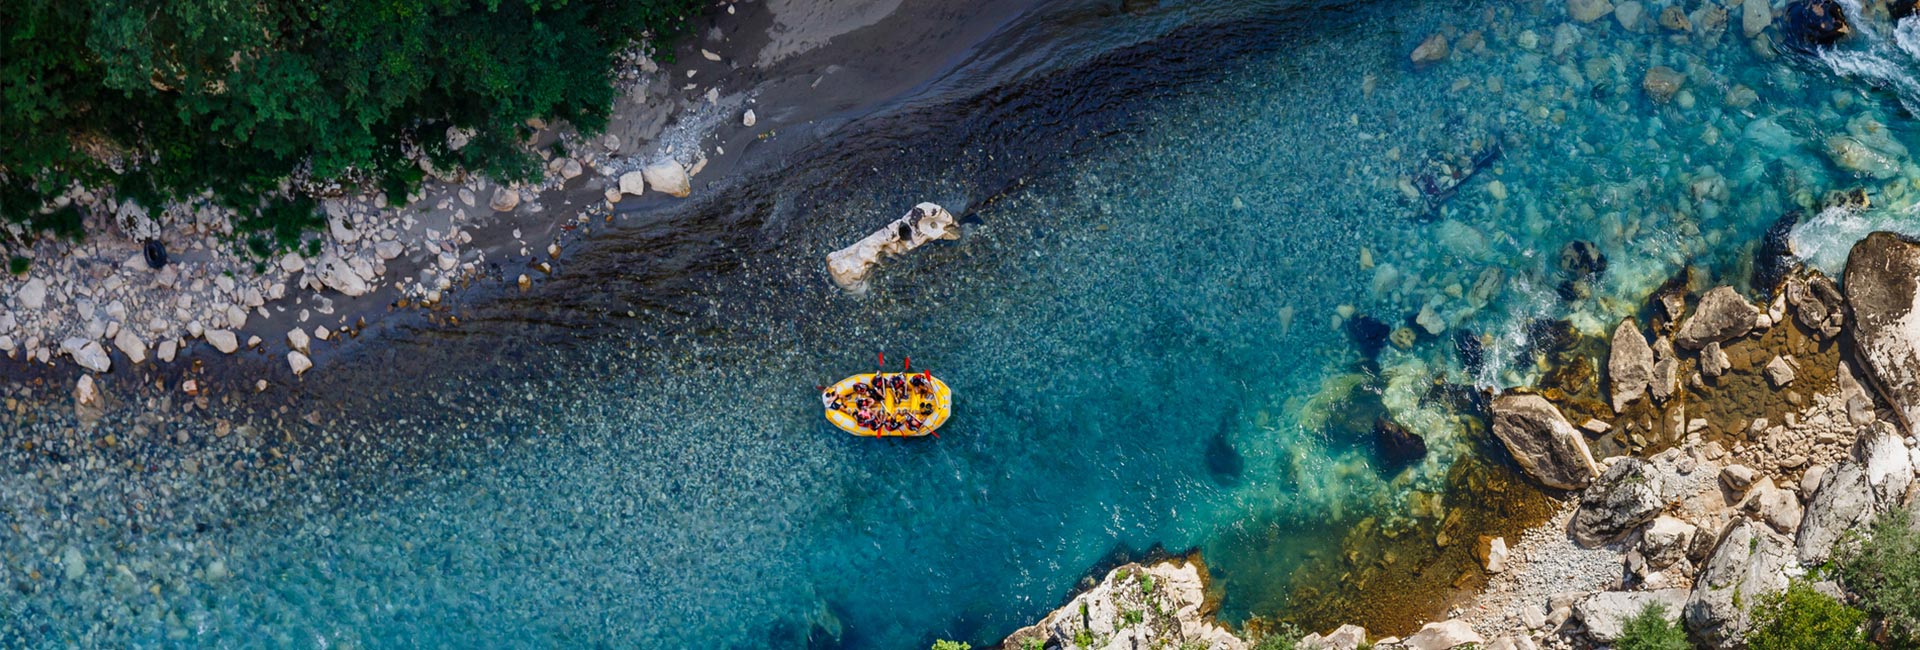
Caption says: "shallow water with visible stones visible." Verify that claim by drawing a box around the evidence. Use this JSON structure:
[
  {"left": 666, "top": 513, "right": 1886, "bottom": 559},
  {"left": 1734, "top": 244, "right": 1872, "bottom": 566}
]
[{"left": 6, "top": 0, "right": 1920, "bottom": 647}]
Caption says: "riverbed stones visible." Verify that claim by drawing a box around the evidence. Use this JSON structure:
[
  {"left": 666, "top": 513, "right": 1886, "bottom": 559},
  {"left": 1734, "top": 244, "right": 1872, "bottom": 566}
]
[
  {"left": 1786, "top": 273, "right": 1845, "bottom": 339},
  {"left": 618, "top": 171, "right": 647, "bottom": 197},
  {"left": 18, "top": 278, "right": 47, "bottom": 310},
  {"left": 1568, "top": 0, "right": 1614, "bottom": 23},
  {"left": 1616, "top": 1, "right": 1645, "bottom": 30},
  {"left": 1845, "top": 233, "right": 1920, "bottom": 432},
  {"left": 1572, "top": 458, "right": 1667, "bottom": 547},
  {"left": 1491, "top": 394, "right": 1602, "bottom": 490},
  {"left": 1411, "top": 33, "right": 1449, "bottom": 64},
  {"left": 1402, "top": 619, "right": 1484, "bottom": 650},
  {"left": 1676, "top": 287, "right": 1757, "bottom": 349},
  {"left": 489, "top": 186, "right": 520, "bottom": 212},
  {"left": 1651, "top": 337, "right": 1678, "bottom": 403},
  {"left": 59, "top": 337, "right": 110, "bottom": 373},
  {"left": 205, "top": 329, "right": 239, "bottom": 354},
  {"left": 1796, "top": 461, "right": 1876, "bottom": 565},
  {"left": 1702, "top": 342, "right": 1730, "bottom": 378},
  {"left": 287, "top": 351, "right": 313, "bottom": 376},
  {"left": 643, "top": 160, "right": 691, "bottom": 197},
  {"left": 1610, "top": 320, "right": 1654, "bottom": 411},
  {"left": 1686, "top": 518, "right": 1799, "bottom": 646},
  {"left": 1576, "top": 589, "right": 1688, "bottom": 643},
  {"left": 1643, "top": 66, "right": 1686, "bottom": 103},
  {"left": 1743, "top": 0, "right": 1772, "bottom": 37},
  {"left": 1765, "top": 356, "right": 1797, "bottom": 387}
]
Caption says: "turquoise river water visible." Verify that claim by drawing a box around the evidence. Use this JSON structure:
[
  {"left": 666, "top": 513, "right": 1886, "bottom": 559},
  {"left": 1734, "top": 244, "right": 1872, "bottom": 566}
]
[{"left": 6, "top": 0, "right": 1920, "bottom": 647}]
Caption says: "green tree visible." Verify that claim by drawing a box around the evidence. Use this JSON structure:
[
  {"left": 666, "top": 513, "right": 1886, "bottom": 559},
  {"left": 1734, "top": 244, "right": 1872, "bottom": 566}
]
[
  {"left": 1837, "top": 509, "right": 1920, "bottom": 644},
  {"left": 1, "top": 0, "right": 701, "bottom": 246},
  {"left": 930, "top": 640, "right": 971, "bottom": 650},
  {"left": 1746, "top": 580, "right": 1869, "bottom": 650},
  {"left": 1615, "top": 601, "right": 1689, "bottom": 650}
]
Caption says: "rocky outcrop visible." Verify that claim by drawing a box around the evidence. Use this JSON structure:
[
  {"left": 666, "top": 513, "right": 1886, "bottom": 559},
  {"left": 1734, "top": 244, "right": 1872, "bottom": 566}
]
[
  {"left": 1571, "top": 458, "right": 1668, "bottom": 547},
  {"left": 1845, "top": 232, "right": 1920, "bottom": 432},
  {"left": 1795, "top": 461, "right": 1876, "bottom": 566},
  {"left": 1609, "top": 320, "right": 1654, "bottom": 411},
  {"left": 826, "top": 203, "right": 962, "bottom": 292},
  {"left": 1002, "top": 559, "right": 1244, "bottom": 650},
  {"left": 1686, "top": 518, "right": 1800, "bottom": 647},
  {"left": 1859, "top": 427, "right": 1915, "bottom": 505},
  {"left": 1299, "top": 624, "right": 1366, "bottom": 650},
  {"left": 1676, "top": 287, "right": 1757, "bottom": 349},
  {"left": 1401, "top": 619, "right": 1484, "bottom": 650},
  {"left": 1491, "top": 394, "right": 1602, "bottom": 490},
  {"left": 1575, "top": 589, "right": 1688, "bottom": 643},
  {"left": 1631, "top": 516, "right": 1697, "bottom": 575}
]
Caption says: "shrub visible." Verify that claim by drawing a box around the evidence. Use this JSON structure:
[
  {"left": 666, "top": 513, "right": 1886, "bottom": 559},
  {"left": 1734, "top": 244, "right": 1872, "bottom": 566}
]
[
  {"left": 1746, "top": 580, "right": 1870, "bottom": 650},
  {"left": 1837, "top": 508, "right": 1920, "bottom": 643},
  {"left": 930, "top": 640, "right": 970, "bottom": 650},
  {"left": 1615, "top": 601, "right": 1689, "bottom": 650},
  {"left": 1251, "top": 622, "right": 1304, "bottom": 650},
  {"left": 1, "top": 0, "right": 704, "bottom": 243}
]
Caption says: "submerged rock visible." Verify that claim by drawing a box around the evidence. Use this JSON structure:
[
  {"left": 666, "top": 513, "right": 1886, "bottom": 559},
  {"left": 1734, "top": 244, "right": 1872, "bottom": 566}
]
[
  {"left": 1751, "top": 211, "right": 1800, "bottom": 292},
  {"left": 1785, "top": 0, "right": 1850, "bottom": 48},
  {"left": 1347, "top": 314, "right": 1393, "bottom": 359},
  {"left": 1374, "top": 417, "right": 1429, "bottom": 468},
  {"left": 1844, "top": 232, "right": 1920, "bottom": 430},
  {"left": 1556, "top": 241, "right": 1608, "bottom": 301},
  {"left": 1411, "top": 33, "right": 1449, "bottom": 64},
  {"left": 1675, "top": 287, "right": 1757, "bottom": 349},
  {"left": 1571, "top": 458, "right": 1667, "bottom": 547},
  {"left": 1642, "top": 66, "right": 1686, "bottom": 104},
  {"left": 1491, "top": 394, "right": 1602, "bottom": 490},
  {"left": 1568, "top": 0, "right": 1615, "bottom": 23}
]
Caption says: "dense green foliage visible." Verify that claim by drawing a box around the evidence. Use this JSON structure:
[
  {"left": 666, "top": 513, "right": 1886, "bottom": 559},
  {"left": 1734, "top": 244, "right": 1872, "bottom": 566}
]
[
  {"left": 0, "top": 0, "right": 700, "bottom": 243},
  {"left": 1838, "top": 509, "right": 1920, "bottom": 643},
  {"left": 1616, "top": 602, "right": 1690, "bottom": 650},
  {"left": 929, "top": 640, "right": 971, "bottom": 650},
  {"left": 1747, "top": 580, "right": 1870, "bottom": 650},
  {"left": 1250, "top": 622, "right": 1304, "bottom": 650}
]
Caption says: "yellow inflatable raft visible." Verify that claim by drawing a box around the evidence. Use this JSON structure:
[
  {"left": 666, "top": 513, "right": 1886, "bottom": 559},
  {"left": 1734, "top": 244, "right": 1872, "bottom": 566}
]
[{"left": 822, "top": 372, "right": 952, "bottom": 437}]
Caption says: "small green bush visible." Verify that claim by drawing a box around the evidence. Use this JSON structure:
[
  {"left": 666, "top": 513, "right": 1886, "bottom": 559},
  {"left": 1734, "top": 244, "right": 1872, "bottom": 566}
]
[
  {"left": 6, "top": 256, "right": 27, "bottom": 276},
  {"left": 1746, "top": 580, "right": 1870, "bottom": 650},
  {"left": 1615, "top": 601, "right": 1688, "bottom": 650},
  {"left": 930, "top": 640, "right": 970, "bottom": 650},
  {"left": 1838, "top": 508, "right": 1920, "bottom": 644}
]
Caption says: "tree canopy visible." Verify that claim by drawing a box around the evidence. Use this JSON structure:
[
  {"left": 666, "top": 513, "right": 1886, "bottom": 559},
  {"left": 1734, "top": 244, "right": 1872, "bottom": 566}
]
[{"left": 0, "top": 0, "right": 700, "bottom": 243}]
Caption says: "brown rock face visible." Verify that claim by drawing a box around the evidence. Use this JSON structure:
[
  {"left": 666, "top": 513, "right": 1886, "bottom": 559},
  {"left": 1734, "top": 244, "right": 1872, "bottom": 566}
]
[{"left": 1844, "top": 232, "right": 1920, "bottom": 432}]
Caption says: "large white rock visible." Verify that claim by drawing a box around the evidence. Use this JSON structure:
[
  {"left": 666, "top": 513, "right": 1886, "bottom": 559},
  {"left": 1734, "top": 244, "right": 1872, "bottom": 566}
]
[
  {"left": 1845, "top": 232, "right": 1920, "bottom": 432},
  {"left": 1687, "top": 518, "right": 1800, "bottom": 646},
  {"left": 313, "top": 254, "right": 370, "bottom": 297},
  {"left": 287, "top": 350, "right": 313, "bottom": 376},
  {"left": 618, "top": 171, "right": 648, "bottom": 197},
  {"left": 1609, "top": 319, "right": 1654, "bottom": 411},
  {"left": 157, "top": 339, "right": 177, "bottom": 363},
  {"left": 489, "top": 186, "right": 520, "bottom": 212},
  {"left": 204, "top": 329, "right": 239, "bottom": 354},
  {"left": 18, "top": 278, "right": 48, "bottom": 310},
  {"left": 1490, "top": 393, "right": 1601, "bottom": 490},
  {"left": 59, "top": 337, "right": 110, "bottom": 373},
  {"left": 1576, "top": 589, "right": 1689, "bottom": 642},
  {"left": 1860, "top": 427, "right": 1915, "bottom": 505},
  {"left": 112, "top": 329, "right": 147, "bottom": 364},
  {"left": 1001, "top": 559, "right": 1245, "bottom": 650},
  {"left": 73, "top": 375, "right": 99, "bottom": 406},
  {"left": 280, "top": 253, "right": 306, "bottom": 273},
  {"left": 825, "top": 202, "right": 962, "bottom": 292},
  {"left": 643, "top": 160, "right": 691, "bottom": 197},
  {"left": 1300, "top": 624, "right": 1368, "bottom": 650},
  {"left": 1401, "top": 619, "right": 1484, "bottom": 650},
  {"left": 287, "top": 328, "right": 310, "bottom": 352},
  {"left": 1796, "top": 461, "right": 1876, "bottom": 567}
]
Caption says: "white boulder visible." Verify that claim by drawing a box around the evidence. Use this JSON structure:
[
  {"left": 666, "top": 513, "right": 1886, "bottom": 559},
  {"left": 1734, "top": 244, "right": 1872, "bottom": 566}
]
[{"left": 643, "top": 160, "right": 691, "bottom": 197}]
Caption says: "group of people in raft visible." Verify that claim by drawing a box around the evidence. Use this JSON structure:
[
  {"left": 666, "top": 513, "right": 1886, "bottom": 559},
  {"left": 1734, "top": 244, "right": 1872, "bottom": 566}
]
[{"left": 824, "top": 372, "right": 938, "bottom": 435}]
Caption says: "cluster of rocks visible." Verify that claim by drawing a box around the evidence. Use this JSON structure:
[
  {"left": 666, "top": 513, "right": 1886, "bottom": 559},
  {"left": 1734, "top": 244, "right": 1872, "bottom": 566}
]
[
  {"left": 0, "top": 43, "right": 734, "bottom": 382},
  {"left": 1277, "top": 231, "right": 1920, "bottom": 650},
  {"left": 1000, "top": 559, "right": 1245, "bottom": 650}
]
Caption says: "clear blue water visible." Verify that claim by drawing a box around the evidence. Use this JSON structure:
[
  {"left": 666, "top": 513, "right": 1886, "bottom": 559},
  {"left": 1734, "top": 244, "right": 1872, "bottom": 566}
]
[{"left": 9, "top": 0, "right": 1920, "bottom": 647}]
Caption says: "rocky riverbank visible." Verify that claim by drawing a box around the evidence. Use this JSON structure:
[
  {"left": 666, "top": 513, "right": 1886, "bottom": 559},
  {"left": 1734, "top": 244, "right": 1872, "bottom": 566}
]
[{"left": 1001, "top": 228, "right": 1920, "bottom": 649}]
